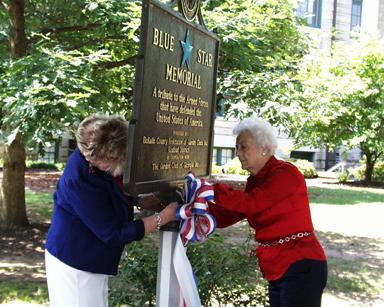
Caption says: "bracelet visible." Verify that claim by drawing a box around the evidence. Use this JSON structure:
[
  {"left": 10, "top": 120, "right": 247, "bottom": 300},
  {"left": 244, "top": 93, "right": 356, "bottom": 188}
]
[{"left": 154, "top": 213, "right": 162, "bottom": 230}]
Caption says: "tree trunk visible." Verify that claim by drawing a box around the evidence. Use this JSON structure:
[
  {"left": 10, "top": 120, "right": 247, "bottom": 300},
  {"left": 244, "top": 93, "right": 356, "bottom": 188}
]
[
  {"left": 364, "top": 152, "right": 374, "bottom": 184},
  {"left": 324, "top": 145, "right": 329, "bottom": 170},
  {"left": 0, "top": 135, "right": 28, "bottom": 228},
  {"left": 0, "top": 0, "right": 29, "bottom": 229},
  {"left": 9, "top": 0, "right": 27, "bottom": 58}
]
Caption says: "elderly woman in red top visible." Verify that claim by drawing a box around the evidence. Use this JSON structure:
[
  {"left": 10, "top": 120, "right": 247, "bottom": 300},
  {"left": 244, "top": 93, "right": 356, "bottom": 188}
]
[{"left": 210, "top": 118, "right": 327, "bottom": 307}]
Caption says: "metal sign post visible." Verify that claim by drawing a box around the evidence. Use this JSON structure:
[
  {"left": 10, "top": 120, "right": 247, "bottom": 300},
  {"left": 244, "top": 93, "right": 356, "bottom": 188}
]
[{"left": 124, "top": 0, "right": 219, "bottom": 306}]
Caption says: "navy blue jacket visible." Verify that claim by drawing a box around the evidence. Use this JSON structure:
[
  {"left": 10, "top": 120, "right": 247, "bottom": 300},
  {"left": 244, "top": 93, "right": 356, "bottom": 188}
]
[{"left": 45, "top": 148, "right": 145, "bottom": 275}]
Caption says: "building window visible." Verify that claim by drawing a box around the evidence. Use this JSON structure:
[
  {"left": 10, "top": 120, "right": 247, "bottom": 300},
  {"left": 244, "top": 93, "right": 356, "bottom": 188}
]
[
  {"left": 290, "top": 151, "right": 315, "bottom": 162},
  {"left": 213, "top": 147, "right": 235, "bottom": 166},
  {"left": 221, "top": 148, "right": 234, "bottom": 165},
  {"left": 216, "top": 94, "right": 225, "bottom": 117},
  {"left": 40, "top": 142, "right": 59, "bottom": 164},
  {"left": 212, "top": 148, "right": 218, "bottom": 165},
  {"left": 297, "top": 0, "right": 322, "bottom": 28},
  {"left": 350, "top": 0, "right": 363, "bottom": 30}
]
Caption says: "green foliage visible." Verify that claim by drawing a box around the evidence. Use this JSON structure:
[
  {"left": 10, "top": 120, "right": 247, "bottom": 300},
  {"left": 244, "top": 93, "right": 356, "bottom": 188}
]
[
  {"left": 187, "top": 234, "right": 268, "bottom": 307},
  {"left": 289, "top": 159, "right": 317, "bottom": 178},
  {"left": 0, "top": 0, "right": 143, "bottom": 155},
  {"left": 110, "top": 234, "right": 268, "bottom": 307},
  {"left": 55, "top": 162, "right": 66, "bottom": 171},
  {"left": 349, "top": 160, "right": 384, "bottom": 183},
  {"left": 204, "top": 0, "right": 310, "bottom": 125},
  {"left": 26, "top": 160, "right": 58, "bottom": 170},
  {"left": 337, "top": 172, "right": 349, "bottom": 183},
  {"left": 0, "top": 281, "right": 48, "bottom": 304},
  {"left": 372, "top": 161, "right": 384, "bottom": 182},
  {"left": 295, "top": 34, "right": 384, "bottom": 181},
  {"left": 1, "top": 47, "right": 103, "bottom": 153},
  {"left": 222, "top": 157, "right": 249, "bottom": 176},
  {"left": 0, "top": 0, "right": 310, "bottom": 156},
  {"left": 211, "top": 162, "right": 223, "bottom": 174},
  {"left": 109, "top": 237, "right": 158, "bottom": 307},
  {"left": 347, "top": 166, "right": 365, "bottom": 181}
]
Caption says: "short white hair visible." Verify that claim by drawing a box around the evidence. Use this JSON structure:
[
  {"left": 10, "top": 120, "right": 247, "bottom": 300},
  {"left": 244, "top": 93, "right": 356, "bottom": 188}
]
[{"left": 233, "top": 118, "right": 277, "bottom": 155}]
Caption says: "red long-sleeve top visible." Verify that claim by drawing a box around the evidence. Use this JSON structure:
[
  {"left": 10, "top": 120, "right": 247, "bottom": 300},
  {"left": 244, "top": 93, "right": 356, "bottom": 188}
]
[{"left": 209, "top": 156, "right": 326, "bottom": 281}]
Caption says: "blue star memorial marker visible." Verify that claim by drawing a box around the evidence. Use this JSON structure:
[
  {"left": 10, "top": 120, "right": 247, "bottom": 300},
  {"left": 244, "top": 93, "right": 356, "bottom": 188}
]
[{"left": 180, "top": 29, "right": 193, "bottom": 70}]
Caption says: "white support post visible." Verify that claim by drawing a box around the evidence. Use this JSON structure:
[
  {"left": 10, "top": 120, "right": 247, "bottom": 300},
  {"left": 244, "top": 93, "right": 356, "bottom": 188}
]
[{"left": 156, "top": 230, "right": 182, "bottom": 307}]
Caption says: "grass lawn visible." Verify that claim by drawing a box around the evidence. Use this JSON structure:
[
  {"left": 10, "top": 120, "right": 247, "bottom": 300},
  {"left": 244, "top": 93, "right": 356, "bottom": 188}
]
[
  {"left": 25, "top": 191, "right": 53, "bottom": 223},
  {"left": 307, "top": 184, "right": 384, "bottom": 306},
  {"left": 308, "top": 186, "right": 384, "bottom": 205},
  {"left": 1, "top": 184, "right": 383, "bottom": 306},
  {"left": 0, "top": 281, "right": 48, "bottom": 305}
]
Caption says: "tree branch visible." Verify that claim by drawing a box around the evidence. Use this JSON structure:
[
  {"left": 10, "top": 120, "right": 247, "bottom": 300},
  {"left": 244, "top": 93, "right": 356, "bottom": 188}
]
[
  {"left": 0, "top": 0, "right": 9, "bottom": 12},
  {"left": 40, "top": 23, "right": 101, "bottom": 35},
  {"left": 69, "top": 35, "right": 127, "bottom": 49},
  {"left": 96, "top": 55, "right": 141, "bottom": 70}
]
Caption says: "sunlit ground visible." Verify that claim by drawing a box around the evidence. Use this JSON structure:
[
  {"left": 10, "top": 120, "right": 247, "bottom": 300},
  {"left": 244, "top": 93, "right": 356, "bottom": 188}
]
[{"left": 1, "top": 177, "right": 383, "bottom": 306}]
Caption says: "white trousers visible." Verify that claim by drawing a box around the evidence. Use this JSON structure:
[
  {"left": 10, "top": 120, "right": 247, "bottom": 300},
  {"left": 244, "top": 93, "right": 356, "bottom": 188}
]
[{"left": 45, "top": 250, "right": 108, "bottom": 307}]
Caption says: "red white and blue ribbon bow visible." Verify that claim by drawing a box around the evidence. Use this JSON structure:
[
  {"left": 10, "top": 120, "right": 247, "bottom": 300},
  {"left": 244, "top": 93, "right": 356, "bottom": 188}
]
[{"left": 176, "top": 172, "right": 216, "bottom": 246}]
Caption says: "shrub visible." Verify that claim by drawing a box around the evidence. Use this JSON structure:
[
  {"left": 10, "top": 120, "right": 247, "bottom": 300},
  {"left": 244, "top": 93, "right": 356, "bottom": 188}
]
[
  {"left": 337, "top": 172, "right": 348, "bottom": 182},
  {"left": 347, "top": 160, "right": 384, "bottom": 183},
  {"left": 222, "top": 157, "right": 249, "bottom": 176},
  {"left": 54, "top": 162, "right": 66, "bottom": 171},
  {"left": 0, "top": 158, "right": 3, "bottom": 168},
  {"left": 26, "top": 161, "right": 58, "bottom": 170},
  {"left": 109, "top": 237, "right": 158, "bottom": 307},
  {"left": 211, "top": 163, "right": 223, "bottom": 175},
  {"left": 110, "top": 234, "right": 268, "bottom": 307},
  {"left": 289, "top": 159, "right": 317, "bottom": 178},
  {"left": 188, "top": 234, "right": 268, "bottom": 307},
  {"left": 347, "top": 166, "right": 364, "bottom": 181},
  {"left": 372, "top": 160, "right": 384, "bottom": 182}
]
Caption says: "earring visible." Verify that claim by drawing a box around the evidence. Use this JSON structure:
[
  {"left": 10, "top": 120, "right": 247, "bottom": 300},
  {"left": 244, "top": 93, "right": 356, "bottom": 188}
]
[{"left": 262, "top": 152, "right": 266, "bottom": 156}]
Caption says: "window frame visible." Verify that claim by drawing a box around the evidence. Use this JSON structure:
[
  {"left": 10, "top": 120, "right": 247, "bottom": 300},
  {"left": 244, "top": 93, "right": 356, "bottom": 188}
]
[
  {"left": 350, "top": 0, "right": 363, "bottom": 30},
  {"left": 213, "top": 147, "right": 235, "bottom": 166},
  {"left": 297, "top": 0, "right": 323, "bottom": 29}
]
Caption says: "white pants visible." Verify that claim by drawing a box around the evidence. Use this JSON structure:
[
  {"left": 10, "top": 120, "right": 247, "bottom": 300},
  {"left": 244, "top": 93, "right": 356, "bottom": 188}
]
[{"left": 45, "top": 250, "right": 108, "bottom": 307}]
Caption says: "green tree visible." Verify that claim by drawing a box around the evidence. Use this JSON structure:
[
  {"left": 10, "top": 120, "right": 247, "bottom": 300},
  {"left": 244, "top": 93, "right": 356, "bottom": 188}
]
[
  {"left": 204, "top": 0, "right": 310, "bottom": 127},
  {"left": 0, "top": 0, "right": 142, "bottom": 228},
  {"left": 295, "top": 35, "right": 384, "bottom": 183},
  {"left": 0, "top": 0, "right": 310, "bottom": 228}
]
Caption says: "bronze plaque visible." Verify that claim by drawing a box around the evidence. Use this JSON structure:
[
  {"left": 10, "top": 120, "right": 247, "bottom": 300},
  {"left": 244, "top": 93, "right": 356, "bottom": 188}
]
[{"left": 125, "top": 0, "right": 219, "bottom": 194}]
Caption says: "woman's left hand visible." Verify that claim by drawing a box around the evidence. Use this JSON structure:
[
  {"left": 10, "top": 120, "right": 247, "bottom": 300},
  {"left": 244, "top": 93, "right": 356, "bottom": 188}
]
[{"left": 159, "top": 201, "right": 178, "bottom": 224}]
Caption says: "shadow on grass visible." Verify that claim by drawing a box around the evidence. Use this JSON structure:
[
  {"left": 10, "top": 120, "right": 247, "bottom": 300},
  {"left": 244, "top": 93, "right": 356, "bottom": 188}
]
[
  {"left": 308, "top": 186, "right": 384, "bottom": 205},
  {"left": 316, "top": 230, "right": 384, "bottom": 303}
]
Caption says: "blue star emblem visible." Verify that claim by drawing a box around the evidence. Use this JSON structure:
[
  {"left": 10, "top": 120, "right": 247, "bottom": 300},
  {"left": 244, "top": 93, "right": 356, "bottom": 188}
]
[{"left": 180, "top": 30, "right": 193, "bottom": 70}]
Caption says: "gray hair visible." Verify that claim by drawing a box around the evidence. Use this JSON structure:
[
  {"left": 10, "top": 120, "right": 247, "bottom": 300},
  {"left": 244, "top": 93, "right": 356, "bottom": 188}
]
[
  {"left": 233, "top": 118, "right": 277, "bottom": 155},
  {"left": 76, "top": 115, "right": 129, "bottom": 176}
]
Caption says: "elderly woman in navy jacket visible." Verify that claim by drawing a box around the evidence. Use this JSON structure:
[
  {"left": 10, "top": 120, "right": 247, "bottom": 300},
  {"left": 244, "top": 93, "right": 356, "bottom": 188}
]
[{"left": 45, "top": 115, "right": 177, "bottom": 307}]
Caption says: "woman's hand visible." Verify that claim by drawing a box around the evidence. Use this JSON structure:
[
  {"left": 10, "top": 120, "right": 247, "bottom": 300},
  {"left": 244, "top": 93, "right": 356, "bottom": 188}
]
[
  {"left": 137, "top": 193, "right": 163, "bottom": 211},
  {"left": 159, "top": 201, "right": 178, "bottom": 224},
  {"left": 142, "top": 202, "right": 178, "bottom": 233}
]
